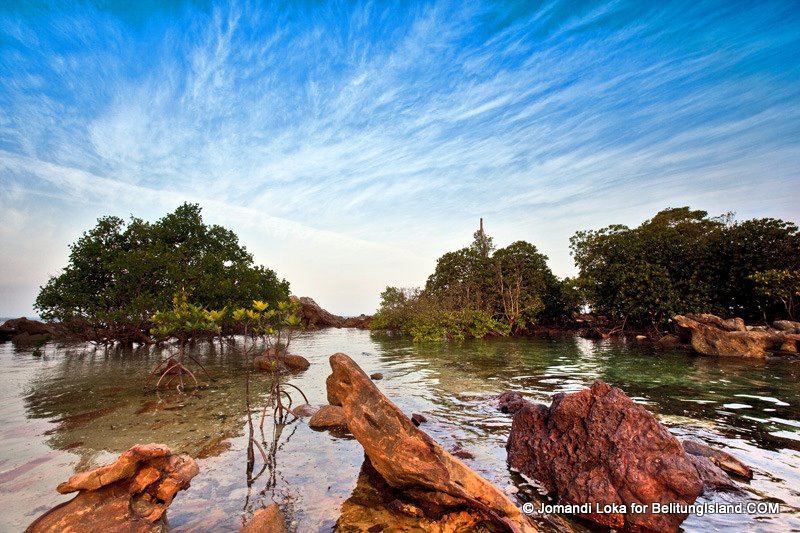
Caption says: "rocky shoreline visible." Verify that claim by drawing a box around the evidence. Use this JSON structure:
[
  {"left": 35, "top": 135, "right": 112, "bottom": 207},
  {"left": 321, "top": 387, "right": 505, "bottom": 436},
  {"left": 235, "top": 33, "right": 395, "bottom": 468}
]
[{"left": 24, "top": 351, "right": 764, "bottom": 533}]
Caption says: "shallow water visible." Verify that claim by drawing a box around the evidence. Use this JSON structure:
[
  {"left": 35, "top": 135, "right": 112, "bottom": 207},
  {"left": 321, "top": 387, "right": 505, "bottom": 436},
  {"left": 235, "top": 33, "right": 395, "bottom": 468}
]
[{"left": 1, "top": 330, "right": 799, "bottom": 532}]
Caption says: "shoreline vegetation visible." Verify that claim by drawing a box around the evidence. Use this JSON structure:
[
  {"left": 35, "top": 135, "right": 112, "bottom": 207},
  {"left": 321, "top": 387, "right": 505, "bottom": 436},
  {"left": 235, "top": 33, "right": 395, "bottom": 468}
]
[
  {"left": 1, "top": 204, "right": 798, "bottom": 354},
  {"left": 4, "top": 203, "right": 798, "bottom": 532}
]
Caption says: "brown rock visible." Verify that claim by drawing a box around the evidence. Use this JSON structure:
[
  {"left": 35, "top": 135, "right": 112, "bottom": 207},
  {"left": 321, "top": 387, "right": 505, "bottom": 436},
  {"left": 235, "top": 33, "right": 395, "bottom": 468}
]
[
  {"left": 504, "top": 381, "right": 707, "bottom": 532},
  {"left": 289, "top": 295, "right": 345, "bottom": 328},
  {"left": 2, "top": 317, "right": 55, "bottom": 336},
  {"left": 253, "top": 353, "right": 310, "bottom": 372},
  {"left": 343, "top": 314, "right": 374, "bottom": 329},
  {"left": 281, "top": 354, "right": 310, "bottom": 371},
  {"left": 337, "top": 458, "right": 487, "bottom": 532},
  {"left": 674, "top": 314, "right": 786, "bottom": 357},
  {"left": 773, "top": 320, "right": 800, "bottom": 333},
  {"left": 326, "top": 373, "right": 342, "bottom": 406},
  {"left": 655, "top": 334, "right": 681, "bottom": 349},
  {"left": 327, "top": 352, "right": 535, "bottom": 532},
  {"left": 369, "top": 372, "right": 383, "bottom": 380},
  {"left": 411, "top": 413, "right": 427, "bottom": 426},
  {"left": 498, "top": 391, "right": 527, "bottom": 415},
  {"left": 240, "top": 503, "right": 287, "bottom": 533},
  {"left": 27, "top": 443, "right": 198, "bottom": 533},
  {"left": 290, "top": 404, "right": 319, "bottom": 418},
  {"left": 683, "top": 440, "right": 753, "bottom": 479},
  {"left": 308, "top": 405, "right": 348, "bottom": 429}
]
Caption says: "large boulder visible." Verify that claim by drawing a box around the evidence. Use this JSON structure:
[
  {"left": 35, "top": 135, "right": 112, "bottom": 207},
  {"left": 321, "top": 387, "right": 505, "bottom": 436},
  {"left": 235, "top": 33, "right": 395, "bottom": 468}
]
[
  {"left": 327, "top": 352, "right": 535, "bottom": 532},
  {"left": 674, "top": 314, "right": 790, "bottom": 357},
  {"left": 502, "top": 382, "right": 742, "bottom": 532},
  {"left": 289, "top": 296, "right": 345, "bottom": 328},
  {"left": 27, "top": 443, "right": 198, "bottom": 533}
]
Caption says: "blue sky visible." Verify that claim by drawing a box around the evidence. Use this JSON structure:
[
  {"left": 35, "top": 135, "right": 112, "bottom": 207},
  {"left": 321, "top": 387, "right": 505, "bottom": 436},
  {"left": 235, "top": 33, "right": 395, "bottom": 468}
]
[{"left": 1, "top": 0, "right": 799, "bottom": 317}]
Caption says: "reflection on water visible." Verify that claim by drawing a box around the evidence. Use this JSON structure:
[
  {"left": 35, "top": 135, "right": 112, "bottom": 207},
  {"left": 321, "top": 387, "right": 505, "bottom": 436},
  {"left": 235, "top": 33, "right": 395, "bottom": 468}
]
[{"left": 0, "top": 330, "right": 799, "bottom": 531}]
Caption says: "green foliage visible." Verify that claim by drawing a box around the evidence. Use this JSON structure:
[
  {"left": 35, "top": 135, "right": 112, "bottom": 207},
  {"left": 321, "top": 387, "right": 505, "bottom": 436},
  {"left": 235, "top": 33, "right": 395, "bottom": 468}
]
[
  {"left": 570, "top": 207, "right": 800, "bottom": 326},
  {"left": 149, "top": 291, "right": 222, "bottom": 341},
  {"left": 373, "top": 225, "right": 559, "bottom": 340},
  {"left": 233, "top": 298, "right": 303, "bottom": 351},
  {"left": 35, "top": 203, "right": 290, "bottom": 340},
  {"left": 750, "top": 269, "right": 800, "bottom": 320}
]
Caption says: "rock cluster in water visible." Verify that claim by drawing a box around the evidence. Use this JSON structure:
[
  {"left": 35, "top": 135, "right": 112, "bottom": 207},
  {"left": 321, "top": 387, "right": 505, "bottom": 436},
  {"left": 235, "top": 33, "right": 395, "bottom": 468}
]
[
  {"left": 26, "top": 443, "right": 198, "bottom": 533},
  {"left": 674, "top": 314, "right": 800, "bottom": 357},
  {"left": 289, "top": 296, "right": 372, "bottom": 329},
  {"left": 500, "top": 382, "right": 750, "bottom": 532},
  {"left": 326, "top": 352, "right": 536, "bottom": 532}
]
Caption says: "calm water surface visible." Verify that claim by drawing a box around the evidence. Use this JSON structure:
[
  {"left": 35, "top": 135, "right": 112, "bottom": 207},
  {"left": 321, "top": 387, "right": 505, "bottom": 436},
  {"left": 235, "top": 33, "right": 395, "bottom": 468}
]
[{"left": 0, "top": 329, "right": 799, "bottom": 532}]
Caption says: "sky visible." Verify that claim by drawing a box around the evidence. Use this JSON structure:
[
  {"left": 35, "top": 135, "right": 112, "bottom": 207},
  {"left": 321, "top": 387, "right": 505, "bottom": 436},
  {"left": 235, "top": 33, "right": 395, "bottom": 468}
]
[{"left": 1, "top": 0, "right": 799, "bottom": 317}]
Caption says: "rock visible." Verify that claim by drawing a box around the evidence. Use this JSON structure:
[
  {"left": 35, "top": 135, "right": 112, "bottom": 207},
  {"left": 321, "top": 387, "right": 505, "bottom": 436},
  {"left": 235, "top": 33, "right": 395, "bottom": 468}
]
[
  {"left": 370, "top": 372, "right": 383, "bottom": 380},
  {"left": 327, "top": 352, "right": 535, "bottom": 532},
  {"left": 674, "top": 314, "right": 787, "bottom": 357},
  {"left": 2, "top": 317, "right": 55, "bottom": 336},
  {"left": 655, "top": 334, "right": 681, "bottom": 349},
  {"left": 240, "top": 503, "right": 287, "bottom": 533},
  {"left": 411, "top": 413, "right": 427, "bottom": 426},
  {"left": 504, "top": 381, "right": 712, "bottom": 532},
  {"left": 683, "top": 440, "right": 753, "bottom": 479},
  {"left": 290, "top": 404, "right": 319, "bottom": 418},
  {"left": 343, "top": 314, "right": 374, "bottom": 329},
  {"left": 281, "top": 354, "right": 310, "bottom": 371},
  {"left": 498, "top": 391, "right": 527, "bottom": 415},
  {"left": 773, "top": 320, "right": 800, "bottom": 333},
  {"left": 289, "top": 296, "right": 345, "bottom": 328},
  {"left": 308, "top": 405, "right": 348, "bottom": 429},
  {"left": 27, "top": 443, "right": 198, "bottom": 533},
  {"left": 337, "top": 457, "right": 489, "bottom": 532},
  {"left": 253, "top": 353, "right": 310, "bottom": 372},
  {"left": 326, "top": 373, "right": 342, "bottom": 406},
  {"left": 253, "top": 355, "right": 288, "bottom": 372},
  {"left": 685, "top": 454, "right": 738, "bottom": 492}
]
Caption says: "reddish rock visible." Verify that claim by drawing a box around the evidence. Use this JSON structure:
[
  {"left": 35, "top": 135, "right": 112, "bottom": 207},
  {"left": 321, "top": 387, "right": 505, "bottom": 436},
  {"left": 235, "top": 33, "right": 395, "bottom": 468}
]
[
  {"left": 240, "top": 503, "right": 287, "bottom": 533},
  {"left": 308, "top": 405, "right": 348, "bottom": 429},
  {"left": 683, "top": 440, "right": 753, "bottom": 479},
  {"left": 369, "top": 372, "right": 383, "bottom": 380},
  {"left": 343, "top": 314, "right": 373, "bottom": 329},
  {"left": 504, "top": 381, "right": 707, "bottom": 532},
  {"left": 27, "top": 443, "right": 198, "bottom": 533},
  {"left": 289, "top": 296, "right": 345, "bottom": 328},
  {"left": 290, "top": 403, "right": 319, "bottom": 418},
  {"left": 253, "top": 353, "right": 310, "bottom": 372},
  {"left": 327, "top": 352, "right": 535, "bottom": 532}
]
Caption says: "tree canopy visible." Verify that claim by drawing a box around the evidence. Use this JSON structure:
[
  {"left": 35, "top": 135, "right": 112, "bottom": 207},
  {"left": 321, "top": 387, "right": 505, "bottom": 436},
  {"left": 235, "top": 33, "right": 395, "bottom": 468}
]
[
  {"left": 35, "top": 203, "right": 289, "bottom": 341},
  {"left": 570, "top": 207, "right": 800, "bottom": 327},
  {"left": 373, "top": 226, "right": 562, "bottom": 340}
]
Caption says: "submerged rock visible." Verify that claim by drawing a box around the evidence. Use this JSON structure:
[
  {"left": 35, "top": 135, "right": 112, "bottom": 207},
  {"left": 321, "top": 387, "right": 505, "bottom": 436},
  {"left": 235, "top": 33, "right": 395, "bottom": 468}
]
[
  {"left": 337, "top": 457, "right": 492, "bottom": 532},
  {"left": 674, "top": 314, "right": 794, "bottom": 357},
  {"left": 308, "top": 405, "right": 348, "bottom": 430},
  {"left": 327, "top": 352, "right": 535, "bottom": 532},
  {"left": 27, "top": 443, "right": 198, "bottom": 533},
  {"left": 502, "top": 381, "right": 743, "bottom": 532},
  {"left": 290, "top": 403, "right": 319, "bottom": 418},
  {"left": 240, "top": 503, "right": 287, "bottom": 533},
  {"left": 683, "top": 440, "right": 753, "bottom": 479},
  {"left": 253, "top": 351, "right": 310, "bottom": 372}
]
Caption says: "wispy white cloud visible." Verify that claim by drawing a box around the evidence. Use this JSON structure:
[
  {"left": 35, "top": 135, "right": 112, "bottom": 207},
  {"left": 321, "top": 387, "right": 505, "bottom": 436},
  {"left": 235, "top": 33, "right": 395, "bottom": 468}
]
[{"left": 0, "top": 0, "right": 798, "bottom": 315}]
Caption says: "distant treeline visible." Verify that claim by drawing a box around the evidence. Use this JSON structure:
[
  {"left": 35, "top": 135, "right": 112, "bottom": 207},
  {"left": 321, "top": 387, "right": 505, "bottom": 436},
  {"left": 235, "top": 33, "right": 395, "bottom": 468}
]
[{"left": 372, "top": 208, "right": 799, "bottom": 340}]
